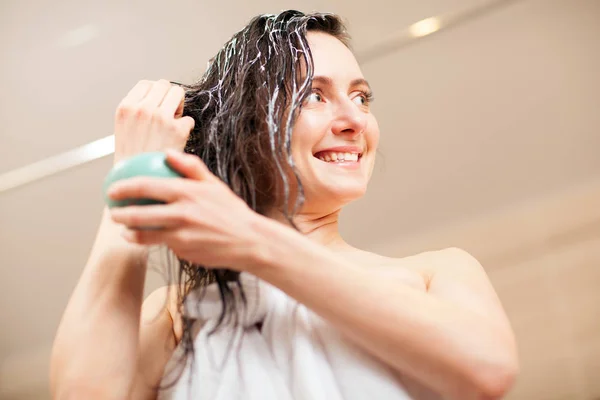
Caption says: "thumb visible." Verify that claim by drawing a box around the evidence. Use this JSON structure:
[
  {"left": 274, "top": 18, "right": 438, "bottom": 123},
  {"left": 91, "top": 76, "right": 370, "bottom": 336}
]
[{"left": 165, "top": 150, "right": 215, "bottom": 182}]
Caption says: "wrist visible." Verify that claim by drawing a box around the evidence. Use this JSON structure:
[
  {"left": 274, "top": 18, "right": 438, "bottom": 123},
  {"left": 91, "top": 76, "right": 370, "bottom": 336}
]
[
  {"left": 84, "top": 214, "right": 149, "bottom": 296},
  {"left": 243, "top": 214, "right": 294, "bottom": 275},
  {"left": 89, "top": 208, "right": 149, "bottom": 264}
]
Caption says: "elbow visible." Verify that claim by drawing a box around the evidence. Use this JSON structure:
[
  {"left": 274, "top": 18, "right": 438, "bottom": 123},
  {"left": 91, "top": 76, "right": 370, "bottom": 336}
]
[
  {"left": 443, "top": 341, "right": 519, "bottom": 400},
  {"left": 468, "top": 353, "right": 519, "bottom": 400}
]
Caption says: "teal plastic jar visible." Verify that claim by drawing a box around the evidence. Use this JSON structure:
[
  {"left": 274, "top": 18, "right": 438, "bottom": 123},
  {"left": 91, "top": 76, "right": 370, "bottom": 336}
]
[{"left": 103, "top": 152, "right": 182, "bottom": 208}]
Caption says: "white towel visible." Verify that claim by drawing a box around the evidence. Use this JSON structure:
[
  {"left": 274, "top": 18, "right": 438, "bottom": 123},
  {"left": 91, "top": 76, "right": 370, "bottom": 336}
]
[{"left": 157, "top": 273, "right": 423, "bottom": 400}]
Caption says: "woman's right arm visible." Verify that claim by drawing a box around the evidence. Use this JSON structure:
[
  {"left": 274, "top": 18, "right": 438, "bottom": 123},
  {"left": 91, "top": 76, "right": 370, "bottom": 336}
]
[
  {"left": 50, "top": 80, "right": 194, "bottom": 399},
  {"left": 50, "top": 209, "right": 182, "bottom": 399},
  {"left": 50, "top": 209, "right": 155, "bottom": 399}
]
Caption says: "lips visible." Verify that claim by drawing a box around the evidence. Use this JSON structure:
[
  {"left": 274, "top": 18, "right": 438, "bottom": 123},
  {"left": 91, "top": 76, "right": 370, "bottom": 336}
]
[
  {"left": 314, "top": 151, "right": 361, "bottom": 163},
  {"left": 313, "top": 146, "right": 364, "bottom": 158}
]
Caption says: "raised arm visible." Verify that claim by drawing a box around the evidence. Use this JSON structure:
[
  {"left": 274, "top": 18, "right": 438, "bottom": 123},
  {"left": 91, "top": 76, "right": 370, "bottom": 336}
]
[
  {"left": 50, "top": 209, "right": 150, "bottom": 399},
  {"left": 50, "top": 79, "right": 194, "bottom": 399}
]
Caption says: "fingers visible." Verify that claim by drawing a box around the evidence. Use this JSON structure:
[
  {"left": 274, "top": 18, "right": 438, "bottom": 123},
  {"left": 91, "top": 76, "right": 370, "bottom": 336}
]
[
  {"left": 107, "top": 177, "right": 187, "bottom": 204},
  {"left": 141, "top": 79, "right": 171, "bottom": 108},
  {"left": 113, "top": 79, "right": 195, "bottom": 165},
  {"left": 165, "top": 150, "right": 214, "bottom": 181},
  {"left": 111, "top": 204, "right": 186, "bottom": 230},
  {"left": 121, "top": 228, "right": 167, "bottom": 245},
  {"left": 121, "top": 227, "right": 189, "bottom": 246},
  {"left": 122, "top": 80, "right": 152, "bottom": 104},
  {"left": 177, "top": 116, "right": 195, "bottom": 133},
  {"left": 160, "top": 85, "right": 186, "bottom": 118}
]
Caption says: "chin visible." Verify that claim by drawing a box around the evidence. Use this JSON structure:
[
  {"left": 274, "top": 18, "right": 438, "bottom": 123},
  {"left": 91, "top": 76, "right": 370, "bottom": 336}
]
[
  {"left": 295, "top": 158, "right": 371, "bottom": 207},
  {"left": 304, "top": 184, "right": 367, "bottom": 209}
]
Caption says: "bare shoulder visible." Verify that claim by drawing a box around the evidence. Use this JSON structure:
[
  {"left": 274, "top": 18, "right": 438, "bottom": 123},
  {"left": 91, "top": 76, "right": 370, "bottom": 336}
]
[
  {"left": 398, "top": 248, "right": 512, "bottom": 329},
  {"left": 395, "top": 247, "right": 483, "bottom": 273},
  {"left": 349, "top": 246, "right": 481, "bottom": 271},
  {"left": 393, "top": 247, "right": 495, "bottom": 293},
  {"left": 390, "top": 246, "right": 475, "bottom": 263},
  {"left": 362, "top": 247, "right": 481, "bottom": 288},
  {"left": 344, "top": 246, "right": 490, "bottom": 294},
  {"left": 347, "top": 249, "right": 431, "bottom": 290}
]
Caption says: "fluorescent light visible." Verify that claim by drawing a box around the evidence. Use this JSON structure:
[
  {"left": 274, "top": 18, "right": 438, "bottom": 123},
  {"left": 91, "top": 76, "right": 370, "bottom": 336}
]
[
  {"left": 57, "top": 24, "right": 100, "bottom": 48},
  {"left": 0, "top": 135, "right": 114, "bottom": 193},
  {"left": 408, "top": 17, "right": 442, "bottom": 38}
]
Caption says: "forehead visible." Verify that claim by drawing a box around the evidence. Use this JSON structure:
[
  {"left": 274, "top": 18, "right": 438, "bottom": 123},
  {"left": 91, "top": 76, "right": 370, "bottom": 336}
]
[{"left": 306, "top": 32, "right": 363, "bottom": 80}]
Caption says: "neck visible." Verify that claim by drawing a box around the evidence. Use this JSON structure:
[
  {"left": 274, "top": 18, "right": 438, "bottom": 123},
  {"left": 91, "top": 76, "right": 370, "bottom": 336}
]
[{"left": 265, "top": 207, "right": 352, "bottom": 251}]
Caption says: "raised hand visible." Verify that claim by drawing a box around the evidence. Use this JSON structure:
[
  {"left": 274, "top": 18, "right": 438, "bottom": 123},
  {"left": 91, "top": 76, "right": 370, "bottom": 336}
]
[{"left": 113, "top": 79, "right": 194, "bottom": 165}]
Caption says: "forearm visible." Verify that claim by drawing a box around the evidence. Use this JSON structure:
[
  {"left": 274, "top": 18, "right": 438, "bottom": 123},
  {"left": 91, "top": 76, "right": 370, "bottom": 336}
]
[
  {"left": 51, "top": 208, "right": 149, "bottom": 399},
  {"left": 249, "top": 219, "right": 513, "bottom": 400}
]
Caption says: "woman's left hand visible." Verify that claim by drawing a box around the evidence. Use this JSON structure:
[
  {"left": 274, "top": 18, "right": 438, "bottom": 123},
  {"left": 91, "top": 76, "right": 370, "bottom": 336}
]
[{"left": 107, "top": 149, "right": 262, "bottom": 270}]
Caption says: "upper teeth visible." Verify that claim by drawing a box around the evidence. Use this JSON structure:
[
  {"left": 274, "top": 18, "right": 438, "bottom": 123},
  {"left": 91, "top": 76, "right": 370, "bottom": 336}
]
[{"left": 316, "top": 152, "right": 360, "bottom": 162}]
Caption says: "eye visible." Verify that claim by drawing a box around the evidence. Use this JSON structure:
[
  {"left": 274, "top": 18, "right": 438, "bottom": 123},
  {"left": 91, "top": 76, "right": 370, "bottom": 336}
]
[
  {"left": 352, "top": 95, "right": 366, "bottom": 106},
  {"left": 352, "top": 91, "right": 374, "bottom": 107},
  {"left": 305, "top": 91, "right": 323, "bottom": 104}
]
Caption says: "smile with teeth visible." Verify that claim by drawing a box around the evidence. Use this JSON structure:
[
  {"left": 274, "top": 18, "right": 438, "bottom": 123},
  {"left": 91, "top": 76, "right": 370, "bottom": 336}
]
[{"left": 315, "top": 151, "right": 361, "bottom": 163}]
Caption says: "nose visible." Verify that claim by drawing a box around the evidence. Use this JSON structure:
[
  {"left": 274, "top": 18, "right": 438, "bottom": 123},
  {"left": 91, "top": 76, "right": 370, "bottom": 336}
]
[{"left": 331, "top": 99, "right": 367, "bottom": 138}]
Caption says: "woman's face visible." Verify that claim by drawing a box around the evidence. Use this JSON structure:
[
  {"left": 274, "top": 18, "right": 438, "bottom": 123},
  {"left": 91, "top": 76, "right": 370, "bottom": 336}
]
[{"left": 291, "top": 32, "right": 380, "bottom": 212}]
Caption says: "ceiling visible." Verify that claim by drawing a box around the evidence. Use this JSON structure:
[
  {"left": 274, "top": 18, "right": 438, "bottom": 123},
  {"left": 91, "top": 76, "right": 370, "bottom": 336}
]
[{"left": 1, "top": 0, "right": 599, "bottom": 397}]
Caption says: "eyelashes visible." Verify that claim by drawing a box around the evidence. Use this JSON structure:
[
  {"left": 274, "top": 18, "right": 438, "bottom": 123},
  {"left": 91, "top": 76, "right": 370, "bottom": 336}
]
[
  {"left": 360, "top": 90, "right": 375, "bottom": 105},
  {"left": 306, "top": 88, "right": 375, "bottom": 107}
]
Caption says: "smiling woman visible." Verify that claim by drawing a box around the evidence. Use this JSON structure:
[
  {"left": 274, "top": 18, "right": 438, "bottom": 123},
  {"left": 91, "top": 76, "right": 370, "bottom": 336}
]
[{"left": 50, "top": 10, "right": 518, "bottom": 400}]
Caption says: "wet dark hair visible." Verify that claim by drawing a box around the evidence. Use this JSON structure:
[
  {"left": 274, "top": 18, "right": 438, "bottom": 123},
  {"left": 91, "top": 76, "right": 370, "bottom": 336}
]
[{"left": 161, "top": 10, "right": 351, "bottom": 388}]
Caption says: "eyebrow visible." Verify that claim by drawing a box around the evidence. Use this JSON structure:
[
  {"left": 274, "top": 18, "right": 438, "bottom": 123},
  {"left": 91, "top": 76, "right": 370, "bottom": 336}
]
[{"left": 312, "top": 76, "right": 372, "bottom": 91}]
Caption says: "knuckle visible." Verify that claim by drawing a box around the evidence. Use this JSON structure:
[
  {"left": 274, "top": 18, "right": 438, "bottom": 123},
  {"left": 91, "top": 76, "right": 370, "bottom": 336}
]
[
  {"left": 125, "top": 179, "right": 143, "bottom": 197},
  {"left": 153, "top": 110, "right": 170, "bottom": 126},
  {"left": 115, "top": 102, "right": 133, "bottom": 120},
  {"left": 181, "top": 204, "right": 197, "bottom": 223},
  {"left": 169, "top": 204, "right": 190, "bottom": 225},
  {"left": 176, "top": 231, "right": 192, "bottom": 246},
  {"left": 127, "top": 215, "right": 141, "bottom": 227},
  {"left": 175, "top": 209, "right": 190, "bottom": 225},
  {"left": 134, "top": 105, "right": 153, "bottom": 120},
  {"left": 135, "top": 178, "right": 151, "bottom": 193},
  {"left": 133, "top": 231, "right": 147, "bottom": 243}
]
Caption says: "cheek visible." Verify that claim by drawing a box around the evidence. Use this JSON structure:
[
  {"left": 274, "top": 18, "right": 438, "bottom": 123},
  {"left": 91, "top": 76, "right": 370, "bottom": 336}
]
[
  {"left": 291, "top": 112, "right": 328, "bottom": 157},
  {"left": 368, "top": 118, "right": 381, "bottom": 149},
  {"left": 366, "top": 119, "right": 380, "bottom": 175}
]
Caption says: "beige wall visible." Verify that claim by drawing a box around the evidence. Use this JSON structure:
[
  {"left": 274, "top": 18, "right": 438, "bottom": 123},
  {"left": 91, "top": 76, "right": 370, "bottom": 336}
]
[
  {"left": 373, "top": 178, "right": 600, "bottom": 399},
  {"left": 497, "top": 234, "right": 600, "bottom": 399}
]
